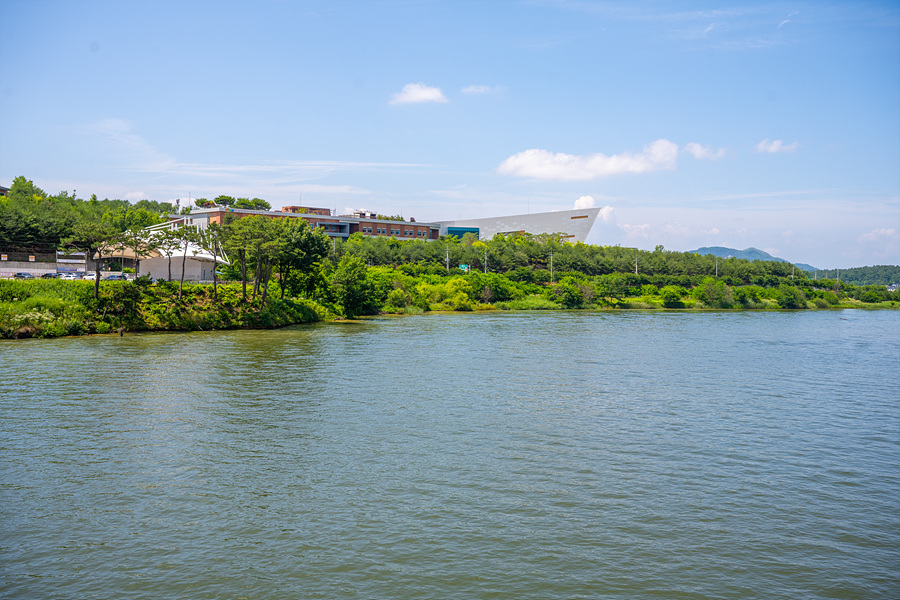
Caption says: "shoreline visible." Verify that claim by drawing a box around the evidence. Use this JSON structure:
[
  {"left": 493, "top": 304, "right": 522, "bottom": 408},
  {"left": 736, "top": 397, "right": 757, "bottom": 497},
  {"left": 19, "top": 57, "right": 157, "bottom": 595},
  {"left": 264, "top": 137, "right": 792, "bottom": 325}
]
[
  {"left": 2, "top": 278, "right": 897, "bottom": 340},
  {"left": 4, "top": 299, "right": 896, "bottom": 341}
]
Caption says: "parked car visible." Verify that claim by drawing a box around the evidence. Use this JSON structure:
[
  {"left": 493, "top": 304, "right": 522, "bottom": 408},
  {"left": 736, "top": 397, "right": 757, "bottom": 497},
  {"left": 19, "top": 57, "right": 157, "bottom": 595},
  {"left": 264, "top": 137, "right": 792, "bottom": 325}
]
[
  {"left": 13, "top": 272, "right": 35, "bottom": 279},
  {"left": 103, "top": 274, "right": 128, "bottom": 281},
  {"left": 83, "top": 272, "right": 98, "bottom": 281},
  {"left": 60, "top": 273, "right": 80, "bottom": 280},
  {"left": 41, "top": 272, "right": 60, "bottom": 279}
]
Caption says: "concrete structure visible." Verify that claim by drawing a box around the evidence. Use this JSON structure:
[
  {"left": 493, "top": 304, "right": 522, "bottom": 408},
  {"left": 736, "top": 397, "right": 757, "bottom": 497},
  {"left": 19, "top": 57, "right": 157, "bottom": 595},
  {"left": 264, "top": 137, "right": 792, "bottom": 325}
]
[
  {"left": 436, "top": 207, "right": 601, "bottom": 243},
  {"left": 187, "top": 206, "right": 441, "bottom": 241},
  {"left": 141, "top": 255, "right": 219, "bottom": 282}
]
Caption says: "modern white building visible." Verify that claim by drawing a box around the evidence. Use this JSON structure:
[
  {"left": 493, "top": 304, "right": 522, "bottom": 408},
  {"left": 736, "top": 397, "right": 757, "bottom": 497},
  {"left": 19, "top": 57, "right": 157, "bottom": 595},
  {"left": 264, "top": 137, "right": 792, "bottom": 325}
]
[
  {"left": 117, "top": 217, "right": 227, "bottom": 282},
  {"left": 435, "top": 207, "right": 601, "bottom": 243}
]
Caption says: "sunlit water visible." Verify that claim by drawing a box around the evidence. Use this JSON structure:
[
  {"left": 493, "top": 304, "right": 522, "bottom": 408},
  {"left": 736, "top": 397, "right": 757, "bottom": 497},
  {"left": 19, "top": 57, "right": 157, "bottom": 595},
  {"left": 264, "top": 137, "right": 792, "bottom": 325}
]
[{"left": 2, "top": 310, "right": 899, "bottom": 599}]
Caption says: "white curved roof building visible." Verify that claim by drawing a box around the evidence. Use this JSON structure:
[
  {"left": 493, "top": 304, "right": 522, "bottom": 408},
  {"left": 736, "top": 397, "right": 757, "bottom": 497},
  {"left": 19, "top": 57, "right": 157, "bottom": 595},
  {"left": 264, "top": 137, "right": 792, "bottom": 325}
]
[{"left": 436, "top": 207, "right": 601, "bottom": 243}]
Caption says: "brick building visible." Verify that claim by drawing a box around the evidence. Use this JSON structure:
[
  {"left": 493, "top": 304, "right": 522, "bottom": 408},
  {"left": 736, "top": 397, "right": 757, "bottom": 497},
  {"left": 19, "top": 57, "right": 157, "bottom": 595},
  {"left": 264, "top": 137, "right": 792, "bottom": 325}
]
[{"left": 186, "top": 206, "right": 441, "bottom": 241}]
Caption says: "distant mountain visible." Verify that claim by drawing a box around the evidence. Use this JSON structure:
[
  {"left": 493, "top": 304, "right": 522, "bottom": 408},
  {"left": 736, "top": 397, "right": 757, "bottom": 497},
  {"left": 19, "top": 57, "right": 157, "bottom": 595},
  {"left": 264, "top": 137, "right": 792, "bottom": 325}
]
[{"left": 690, "top": 246, "right": 818, "bottom": 271}]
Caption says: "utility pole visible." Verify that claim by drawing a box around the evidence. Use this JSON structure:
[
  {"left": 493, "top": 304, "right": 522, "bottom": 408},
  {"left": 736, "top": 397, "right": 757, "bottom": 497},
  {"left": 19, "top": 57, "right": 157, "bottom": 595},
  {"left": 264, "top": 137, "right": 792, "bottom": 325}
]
[
  {"left": 791, "top": 265, "right": 795, "bottom": 280},
  {"left": 445, "top": 245, "right": 449, "bottom": 272},
  {"left": 484, "top": 249, "right": 487, "bottom": 273},
  {"left": 635, "top": 255, "right": 638, "bottom": 276},
  {"left": 550, "top": 250, "right": 554, "bottom": 283},
  {"left": 715, "top": 257, "right": 718, "bottom": 278}
]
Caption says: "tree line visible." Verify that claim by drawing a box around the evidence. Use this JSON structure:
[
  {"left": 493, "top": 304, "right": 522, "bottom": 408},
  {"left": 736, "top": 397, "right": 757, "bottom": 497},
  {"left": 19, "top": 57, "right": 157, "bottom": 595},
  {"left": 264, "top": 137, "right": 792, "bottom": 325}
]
[
  {"left": 4, "top": 176, "right": 898, "bottom": 319},
  {"left": 0, "top": 176, "right": 172, "bottom": 253}
]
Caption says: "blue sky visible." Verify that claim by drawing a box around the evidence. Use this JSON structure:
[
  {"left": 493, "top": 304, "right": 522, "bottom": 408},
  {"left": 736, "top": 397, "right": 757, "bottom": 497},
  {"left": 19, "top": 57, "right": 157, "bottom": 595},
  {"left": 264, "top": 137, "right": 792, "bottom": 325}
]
[{"left": 1, "top": 0, "right": 898, "bottom": 268}]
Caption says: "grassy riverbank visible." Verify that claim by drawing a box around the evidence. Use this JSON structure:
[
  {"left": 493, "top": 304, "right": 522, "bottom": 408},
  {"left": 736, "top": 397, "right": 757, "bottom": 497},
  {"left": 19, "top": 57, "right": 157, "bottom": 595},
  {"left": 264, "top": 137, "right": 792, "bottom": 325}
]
[
  {"left": 0, "top": 279, "right": 330, "bottom": 339},
  {"left": 2, "top": 273, "right": 896, "bottom": 340}
]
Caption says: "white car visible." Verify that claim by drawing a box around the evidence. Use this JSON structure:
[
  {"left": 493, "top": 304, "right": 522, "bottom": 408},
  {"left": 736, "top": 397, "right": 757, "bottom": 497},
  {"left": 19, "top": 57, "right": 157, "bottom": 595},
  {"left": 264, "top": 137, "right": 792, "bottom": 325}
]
[
  {"left": 83, "top": 272, "right": 98, "bottom": 281},
  {"left": 60, "top": 273, "right": 80, "bottom": 280}
]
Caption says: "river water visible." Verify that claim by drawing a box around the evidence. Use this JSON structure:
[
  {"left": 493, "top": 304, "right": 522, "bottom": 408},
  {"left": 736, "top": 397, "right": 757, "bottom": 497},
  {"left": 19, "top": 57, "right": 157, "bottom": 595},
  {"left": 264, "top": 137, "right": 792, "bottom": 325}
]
[{"left": 1, "top": 310, "right": 899, "bottom": 599}]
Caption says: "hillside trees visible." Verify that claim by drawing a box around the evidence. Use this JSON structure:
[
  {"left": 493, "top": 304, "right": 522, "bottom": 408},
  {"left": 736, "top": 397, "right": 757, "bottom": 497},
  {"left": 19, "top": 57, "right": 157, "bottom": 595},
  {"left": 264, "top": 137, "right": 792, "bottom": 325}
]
[
  {"left": 330, "top": 254, "right": 371, "bottom": 318},
  {"left": 194, "top": 222, "right": 224, "bottom": 302},
  {"left": 233, "top": 198, "right": 272, "bottom": 211},
  {"left": 221, "top": 217, "right": 256, "bottom": 301},
  {"left": 275, "top": 218, "right": 330, "bottom": 300},
  {"left": 175, "top": 225, "right": 199, "bottom": 301},
  {"left": 61, "top": 220, "right": 121, "bottom": 299},
  {"left": 219, "top": 216, "right": 330, "bottom": 304}
]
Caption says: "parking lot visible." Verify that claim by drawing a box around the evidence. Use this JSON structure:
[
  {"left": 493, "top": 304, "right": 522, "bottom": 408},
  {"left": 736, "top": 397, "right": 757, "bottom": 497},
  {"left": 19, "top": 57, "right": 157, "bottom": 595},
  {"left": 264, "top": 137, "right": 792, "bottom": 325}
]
[{"left": 1, "top": 272, "right": 134, "bottom": 280}]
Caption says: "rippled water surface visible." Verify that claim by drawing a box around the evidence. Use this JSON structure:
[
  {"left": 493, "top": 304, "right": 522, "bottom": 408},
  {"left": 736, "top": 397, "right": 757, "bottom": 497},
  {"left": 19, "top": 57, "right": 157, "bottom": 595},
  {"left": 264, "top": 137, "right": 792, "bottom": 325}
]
[{"left": 2, "top": 310, "right": 899, "bottom": 599}]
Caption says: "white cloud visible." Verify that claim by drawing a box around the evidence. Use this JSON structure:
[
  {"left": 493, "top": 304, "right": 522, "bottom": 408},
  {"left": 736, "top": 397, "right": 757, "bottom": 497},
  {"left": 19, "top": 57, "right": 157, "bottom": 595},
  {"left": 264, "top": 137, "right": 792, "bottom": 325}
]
[
  {"left": 574, "top": 195, "right": 596, "bottom": 209},
  {"left": 684, "top": 142, "right": 726, "bottom": 160},
  {"left": 859, "top": 228, "right": 896, "bottom": 242},
  {"left": 124, "top": 191, "right": 148, "bottom": 201},
  {"left": 661, "top": 222, "right": 691, "bottom": 237},
  {"left": 778, "top": 11, "right": 799, "bottom": 28},
  {"left": 497, "top": 139, "right": 679, "bottom": 181},
  {"left": 755, "top": 138, "right": 800, "bottom": 153},
  {"left": 621, "top": 223, "right": 651, "bottom": 239},
  {"left": 598, "top": 206, "right": 615, "bottom": 223},
  {"left": 389, "top": 82, "right": 449, "bottom": 105},
  {"left": 461, "top": 84, "right": 500, "bottom": 94}
]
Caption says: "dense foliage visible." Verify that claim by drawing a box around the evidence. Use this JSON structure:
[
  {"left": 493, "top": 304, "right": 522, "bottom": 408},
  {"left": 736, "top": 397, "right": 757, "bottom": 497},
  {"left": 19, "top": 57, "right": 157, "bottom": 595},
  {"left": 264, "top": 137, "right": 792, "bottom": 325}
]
[
  {"left": 0, "top": 176, "right": 173, "bottom": 253},
  {"left": 0, "top": 278, "right": 328, "bottom": 339},
  {"left": 815, "top": 265, "right": 900, "bottom": 286},
  {"left": 2, "top": 176, "right": 898, "bottom": 339}
]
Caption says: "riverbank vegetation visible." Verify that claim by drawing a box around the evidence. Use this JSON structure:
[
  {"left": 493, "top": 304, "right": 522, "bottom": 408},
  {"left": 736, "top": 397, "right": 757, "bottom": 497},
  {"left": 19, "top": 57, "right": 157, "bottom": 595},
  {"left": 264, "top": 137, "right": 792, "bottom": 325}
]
[
  {"left": 2, "top": 239, "right": 897, "bottom": 339},
  {"left": 0, "top": 278, "right": 328, "bottom": 339},
  {"left": 2, "top": 175, "right": 898, "bottom": 339}
]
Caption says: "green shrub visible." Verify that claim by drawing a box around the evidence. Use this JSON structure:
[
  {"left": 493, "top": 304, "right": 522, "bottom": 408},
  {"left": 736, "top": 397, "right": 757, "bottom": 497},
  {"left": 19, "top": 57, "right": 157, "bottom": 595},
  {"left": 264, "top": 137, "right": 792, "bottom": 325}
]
[
  {"left": 550, "top": 276, "right": 585, "bottom": 308},
  {"left": 447, "top": 292, "right": 473, "bottom": 311},
  {"left": 860, "top": 291, "right": 883, "bottom": 303},
  {"left": 385, "top": 288, "right": 410, "bottom": 309},
  {"left": 777, "top": 284, "right": 806, "bottom": 309},
  {"left": 65, "top": 319, "right": 85, "bottom": 336},
  {"left": 694, "top": 277, "right": 733, "bottom": 308},
  {"left": 533, "top": 269, "right": 551, "bottom": 284},
  {"left": 640, "top": 284, "right": 658, "bottom": 297},
  {"left": 659, "top": 285, "right": 685, "bottom": 308}
]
